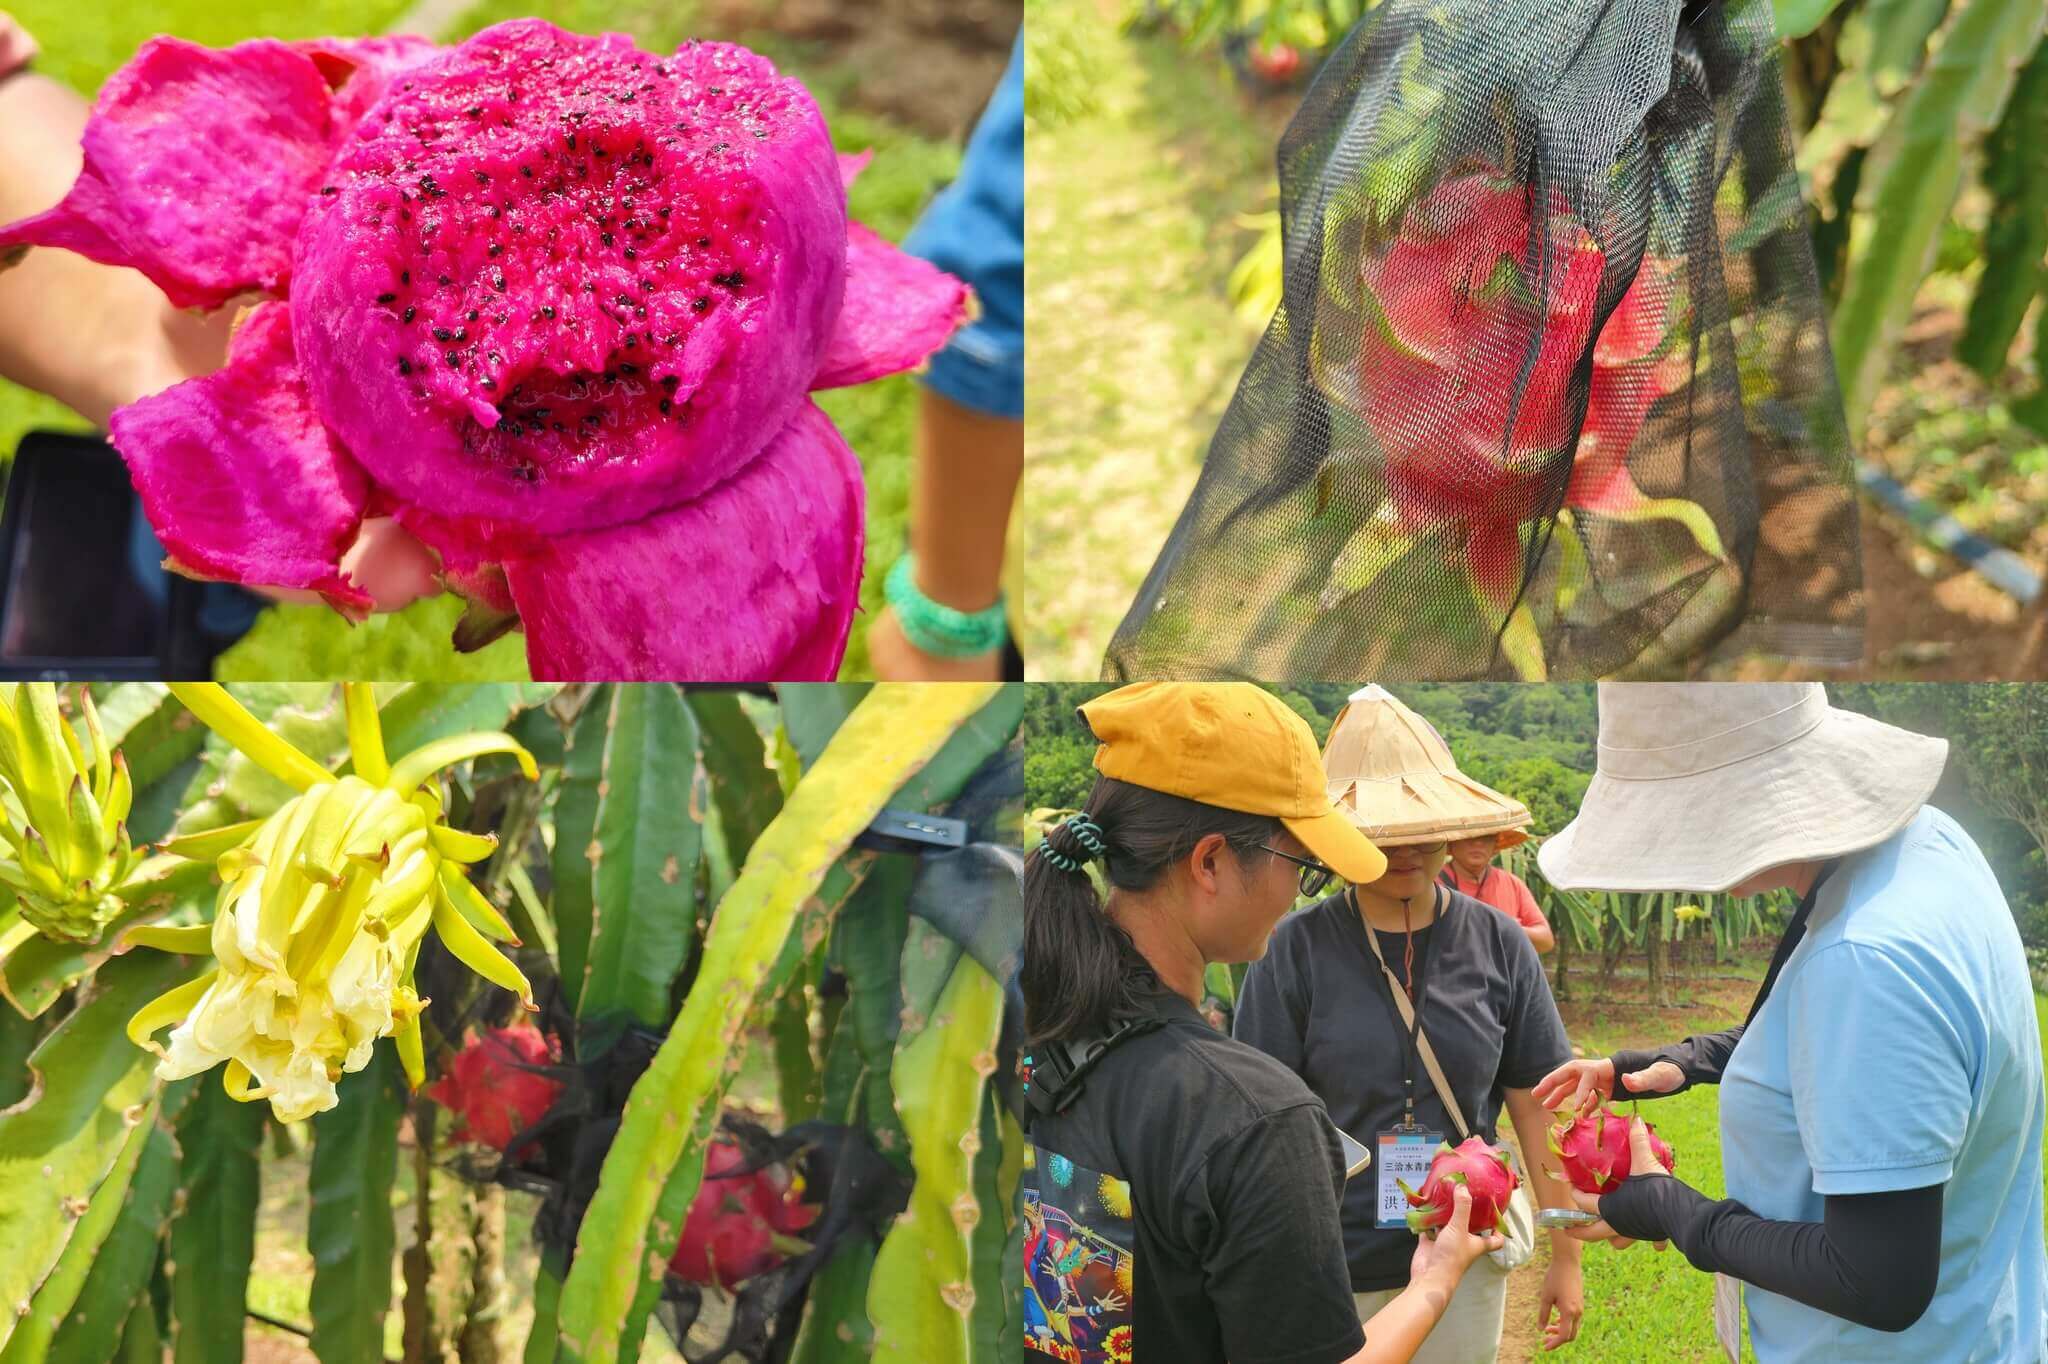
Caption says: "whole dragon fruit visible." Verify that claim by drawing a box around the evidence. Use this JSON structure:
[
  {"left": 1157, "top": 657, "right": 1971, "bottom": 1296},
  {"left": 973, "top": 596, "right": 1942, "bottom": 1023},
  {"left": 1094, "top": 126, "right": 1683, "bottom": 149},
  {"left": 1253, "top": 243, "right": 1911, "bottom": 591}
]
[
  {"left": 425, "top": 1023, "right": 562, "bottom": 1152},
  {"left": 1399, "top": 1135, "right": 1521, "bottom": 1236},
  {"left": 1547, "top": 1102, "right": 1676, "bottom": 1196},
  {"left": 0, "top": 20, "right": 968, "bottom": 680},
  {"left": 669, "top": 1135, "right": 819, "bottom": 1290}
]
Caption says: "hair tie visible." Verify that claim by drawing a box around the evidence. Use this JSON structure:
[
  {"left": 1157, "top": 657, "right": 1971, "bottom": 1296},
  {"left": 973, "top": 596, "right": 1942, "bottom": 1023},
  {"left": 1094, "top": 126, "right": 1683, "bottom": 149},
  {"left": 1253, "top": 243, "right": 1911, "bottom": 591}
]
[{"left": 1042, "top": 814, "right": 1107, "bottom": 874}]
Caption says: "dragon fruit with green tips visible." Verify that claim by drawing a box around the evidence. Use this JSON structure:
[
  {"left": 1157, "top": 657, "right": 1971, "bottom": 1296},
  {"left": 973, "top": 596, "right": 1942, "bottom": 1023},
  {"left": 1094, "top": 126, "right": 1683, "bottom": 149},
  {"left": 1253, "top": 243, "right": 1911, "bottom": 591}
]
[
  {"left": 1399, "top": 1135, "right": 1521, "bottom": 1236},
  {"left": 0, "top": 20, "right": 970, "bottom": 680},
  {"left": 1547, "top": 1101, "right": 1676, "bottom": 1195}
]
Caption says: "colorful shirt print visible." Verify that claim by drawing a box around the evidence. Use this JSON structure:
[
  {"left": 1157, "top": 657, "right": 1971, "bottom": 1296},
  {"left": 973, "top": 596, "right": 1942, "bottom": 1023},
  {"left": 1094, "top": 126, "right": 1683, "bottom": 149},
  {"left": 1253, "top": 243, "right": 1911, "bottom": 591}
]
[{"left": 1023, "top": 1143, "right": 1136, "bottom": 1363}]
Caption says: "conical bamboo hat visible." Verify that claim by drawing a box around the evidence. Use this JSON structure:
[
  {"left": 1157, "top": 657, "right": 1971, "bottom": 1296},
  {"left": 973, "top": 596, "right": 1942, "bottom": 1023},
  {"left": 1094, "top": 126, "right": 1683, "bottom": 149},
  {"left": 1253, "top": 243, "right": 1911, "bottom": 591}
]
[{"left": 1322, "top": 686, "right": 1532, "bottom": 847}]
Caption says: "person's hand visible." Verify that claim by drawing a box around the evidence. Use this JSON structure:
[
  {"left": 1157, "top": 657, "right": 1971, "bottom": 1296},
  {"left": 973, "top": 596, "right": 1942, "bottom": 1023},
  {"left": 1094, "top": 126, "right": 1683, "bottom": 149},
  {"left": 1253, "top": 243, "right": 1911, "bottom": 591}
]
[
  {"left": 1407, "top": 1183, "right": 1504, "bottom": 1288},
  {"left": 1534, "top": 1056, "right": 1685, "bottom": 1112},
  {"left": 1545, "top": 1118, "right": 1672, "bottom": 1252},
  {"left": 1532, "top": 1057, "right": 1614, "bottom": 1113},
  {"left": 1536, "top": 1254, "right": 1583, "bottom": 1351}
]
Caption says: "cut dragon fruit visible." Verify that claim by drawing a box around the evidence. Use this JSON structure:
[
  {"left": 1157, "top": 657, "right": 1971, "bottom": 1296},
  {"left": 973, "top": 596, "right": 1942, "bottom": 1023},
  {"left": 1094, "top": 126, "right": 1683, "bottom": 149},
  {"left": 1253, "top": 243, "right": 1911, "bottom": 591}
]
[{"left": 0, "top": 19, "right": 971, "bottom": 680}]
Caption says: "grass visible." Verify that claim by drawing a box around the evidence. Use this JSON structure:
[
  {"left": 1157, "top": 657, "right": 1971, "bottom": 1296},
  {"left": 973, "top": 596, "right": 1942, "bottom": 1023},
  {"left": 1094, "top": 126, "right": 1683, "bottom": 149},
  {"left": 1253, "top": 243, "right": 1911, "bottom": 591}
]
[
  {"left": 1021, "top": 0, "right": 1282, "bottom": 678},
  {"left": 0, "top": 0, "right": 960, "bottom": 681}
]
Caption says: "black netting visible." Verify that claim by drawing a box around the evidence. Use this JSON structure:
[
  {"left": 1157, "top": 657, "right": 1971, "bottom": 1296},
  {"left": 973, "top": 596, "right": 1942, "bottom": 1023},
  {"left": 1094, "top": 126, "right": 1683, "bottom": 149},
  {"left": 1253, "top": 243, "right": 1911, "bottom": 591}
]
[{"left": 1105, "top": 0, "right": 1862, "bottom": 681}]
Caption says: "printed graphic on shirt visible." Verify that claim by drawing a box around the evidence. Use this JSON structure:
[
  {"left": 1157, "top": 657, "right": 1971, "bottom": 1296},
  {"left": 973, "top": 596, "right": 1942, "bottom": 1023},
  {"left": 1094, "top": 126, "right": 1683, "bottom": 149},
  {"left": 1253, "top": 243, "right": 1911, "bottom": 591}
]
[{"left": 1022, "top": 1143, "right": 1136, "bottom": 1363}]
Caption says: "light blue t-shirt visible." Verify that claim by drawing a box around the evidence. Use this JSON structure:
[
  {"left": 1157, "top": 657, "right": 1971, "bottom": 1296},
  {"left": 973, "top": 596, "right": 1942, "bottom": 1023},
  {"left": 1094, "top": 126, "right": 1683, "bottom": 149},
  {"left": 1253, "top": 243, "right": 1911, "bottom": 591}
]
[{"left": 1719, "top": 806, "right": 2047, "bottom": 1362}]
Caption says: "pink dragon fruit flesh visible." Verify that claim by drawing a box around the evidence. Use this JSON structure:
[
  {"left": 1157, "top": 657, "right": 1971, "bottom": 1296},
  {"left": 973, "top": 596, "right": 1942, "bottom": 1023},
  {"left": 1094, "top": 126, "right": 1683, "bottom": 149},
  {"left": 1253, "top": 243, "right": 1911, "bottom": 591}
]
[
  {"left": 1399, "top": 1135, "right": 1521, "bottom": 1237},
  {"left": 1548, "top": 1102, "right": 1676, "bottom": 1196},
  {"left": 0, "top": 21, "right": 969, "bottom": 680}
]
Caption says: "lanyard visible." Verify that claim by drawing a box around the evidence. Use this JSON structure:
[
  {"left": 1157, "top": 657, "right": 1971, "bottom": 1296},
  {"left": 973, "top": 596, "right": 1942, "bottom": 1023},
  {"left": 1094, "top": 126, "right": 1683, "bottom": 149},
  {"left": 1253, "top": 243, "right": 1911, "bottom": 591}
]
[
  {"left": 1353, "top": 884, "right": 1442, "bottom": 1128},
  {"left": 1742, "top": 860, "right": 1838, "bottom": 1030}
]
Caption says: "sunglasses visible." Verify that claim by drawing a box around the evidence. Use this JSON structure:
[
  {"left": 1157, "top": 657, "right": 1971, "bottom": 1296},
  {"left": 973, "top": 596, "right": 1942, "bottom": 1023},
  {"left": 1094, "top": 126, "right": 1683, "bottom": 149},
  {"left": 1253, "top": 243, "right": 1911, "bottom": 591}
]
[{"left": 1259, "top": 844, "right": 1337, "bottom": 897}]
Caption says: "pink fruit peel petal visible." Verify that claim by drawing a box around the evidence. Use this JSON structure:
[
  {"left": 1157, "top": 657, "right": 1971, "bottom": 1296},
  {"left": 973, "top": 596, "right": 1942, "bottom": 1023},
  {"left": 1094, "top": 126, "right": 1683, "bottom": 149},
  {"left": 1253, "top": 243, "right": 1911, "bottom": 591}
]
[
  {"left": 0, "top": 37, "right": 340, "bottom": 309},
  {"left": 810, "top": 221, "right": 972, "bottom": 390},
  {"left": 501, "top": 400, "right": 864, "bottom": 681},
  {"left": 108, "top": 300, "right": 372, "bottom": 614}
]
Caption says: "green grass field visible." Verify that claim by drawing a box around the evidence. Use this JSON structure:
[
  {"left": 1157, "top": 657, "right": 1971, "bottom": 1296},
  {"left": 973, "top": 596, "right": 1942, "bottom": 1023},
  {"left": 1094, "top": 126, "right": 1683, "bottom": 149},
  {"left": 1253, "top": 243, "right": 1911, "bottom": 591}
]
[{"left": 0, "top": 0, "right": 962, "bottom": 681}]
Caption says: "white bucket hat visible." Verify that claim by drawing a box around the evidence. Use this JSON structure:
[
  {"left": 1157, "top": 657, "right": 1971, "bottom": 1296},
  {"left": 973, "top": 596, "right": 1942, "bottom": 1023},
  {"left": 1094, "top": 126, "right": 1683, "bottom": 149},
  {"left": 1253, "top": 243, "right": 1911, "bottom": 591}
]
[{"left": 1537, "top": 683, "right": 1947, "bottom": 893}]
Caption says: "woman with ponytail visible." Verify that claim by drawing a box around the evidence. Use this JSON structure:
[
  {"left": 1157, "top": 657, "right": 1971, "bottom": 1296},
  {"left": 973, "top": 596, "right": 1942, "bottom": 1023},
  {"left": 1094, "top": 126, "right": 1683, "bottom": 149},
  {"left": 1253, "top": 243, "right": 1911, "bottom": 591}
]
[
  {"left": 1234, "top": 687, "right": 1583, "bottom": 1362},
  {"left": 1021, "top": 682, "right": 1498, "bottom": 1364}
]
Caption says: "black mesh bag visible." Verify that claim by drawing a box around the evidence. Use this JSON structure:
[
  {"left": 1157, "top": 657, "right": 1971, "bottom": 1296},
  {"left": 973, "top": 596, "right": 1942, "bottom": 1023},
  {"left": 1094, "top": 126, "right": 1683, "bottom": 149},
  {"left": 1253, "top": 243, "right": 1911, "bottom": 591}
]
[{"left": 1104, "top": 0, "right": 1863, "bottom": 681}]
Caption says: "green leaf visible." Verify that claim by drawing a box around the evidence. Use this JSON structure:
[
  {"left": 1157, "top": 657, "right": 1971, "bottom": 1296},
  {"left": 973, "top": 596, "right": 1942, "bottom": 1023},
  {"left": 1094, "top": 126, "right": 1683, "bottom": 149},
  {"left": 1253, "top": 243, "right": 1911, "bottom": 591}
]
[
  {"left": 789, "top": 1238, "right": 879, "bottom": 1364},
  {"left": 167, "top": 1079, "right": 265, "bottom": 1364},
  {"left": 1959, "top": 35, "right": 2048, "bottom": 377},
  {"left": 867, "top": 956, "right": 1006, "bottom": 1362},
  {"left": 46, "top": 1113, "right": 178, "bottom": 1364},
  {"left": 1772, "top": 0, "right": 1851, "bottom": 40},
  {"left": 214, "top": 595, "right": 532, "bottom": 683},
  {"left": 309, "top": 1052, "right": 402, "bottom": 1364},
  {"left": 0, "top": 996, "right": 40, "bottom": 1109},
  {"left": 687, "top": 691, "right": 784, "bottom": 857},
  {"left": 550, "top": 687, "right": 612, "bottom": 1019},
  {"left": 87, "top": 684, "right": 207, "bottom": 794},
  {"left": 969, "top": 1084, "right": 1011, "bottom": 1364},
  {"left": 1865, "top": 0, "right": 1955, "bottom": 92},
  {"left": 554, "top": 684, "right": 1003, "bottom": 1364},
  {"left": 373, "top": 683, "right": 560, "bottom": 765},
  {"left": 576, "top": 684, "right": 704, "bottom": 1039},
  {"left": 523, "top": 1250, "right": 567, "bottom": 1364},
  {"left": 2, "top": 1093, "right": 162, "bottom": 1363},
  {"left": 779, "top": 684, "right": 872, "bottom": 768},
  {"left": 0, "top": 951, "right": 190, "bottom": 1354},
  {"left": 1832, "top": 0, "right": 2048, "bottom": 436}
]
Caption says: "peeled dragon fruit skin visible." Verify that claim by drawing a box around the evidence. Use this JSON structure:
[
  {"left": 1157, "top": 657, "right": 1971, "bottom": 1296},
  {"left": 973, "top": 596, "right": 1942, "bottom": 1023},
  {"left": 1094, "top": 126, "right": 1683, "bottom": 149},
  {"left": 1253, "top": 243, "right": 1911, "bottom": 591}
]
[
  {"left": 1399, "top": 1134, "right": 1521, "bottom": 1236},
  {"left": 0, "top": 20, "right": 970, "bottom": 681},
  {"left": 1546, "top": 1101, "right": 1677, "bottom": 1196}
]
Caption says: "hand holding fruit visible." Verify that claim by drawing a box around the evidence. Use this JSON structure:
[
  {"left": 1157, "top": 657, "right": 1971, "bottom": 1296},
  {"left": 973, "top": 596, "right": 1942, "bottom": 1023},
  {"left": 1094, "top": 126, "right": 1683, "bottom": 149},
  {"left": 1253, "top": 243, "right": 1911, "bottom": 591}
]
[
  {"left": 1408, "top": 1182, "right": 1504, "bottom": 1287},
  {"left": 1543, "top": 1115, "right": 1675, "bottom": 1251}
]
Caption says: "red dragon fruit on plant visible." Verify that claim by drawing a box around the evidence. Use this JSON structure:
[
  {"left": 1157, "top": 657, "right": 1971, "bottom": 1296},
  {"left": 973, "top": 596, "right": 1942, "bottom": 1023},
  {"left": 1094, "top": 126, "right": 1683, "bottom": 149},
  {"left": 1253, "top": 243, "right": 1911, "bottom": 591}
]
[
  {"left": 669, "top": 1134, "right": 820, "bottom": 1290},
  {"left": 1353, "top": 170, "right": 1702, "bottom": 613},
  {"left": 0, "top": 20, "right": 969, "bottom": 681},
  {"left": 424, "top": 1022, "right": 563, "bottom": 1153},
  {"left": 1547, "top": 1102, "right": 1676, "bottom": 1196},
  {"left": 1399, "top": 1135, "right": 1521, "bottom": 1236}
]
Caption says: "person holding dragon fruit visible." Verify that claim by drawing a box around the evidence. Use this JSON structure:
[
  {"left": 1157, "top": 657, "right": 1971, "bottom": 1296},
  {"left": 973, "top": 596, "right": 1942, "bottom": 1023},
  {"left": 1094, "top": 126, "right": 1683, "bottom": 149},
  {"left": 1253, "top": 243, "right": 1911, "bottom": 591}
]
[
  {"left": 1020, "top": 682, "right": 1503, "bottom": 1364},
  {"left": 1533, "top": 682, "right": 2046, "bottom": 1362},
  {"left": 1235, "top": 685, "right": 1585, "bottom": 1361}
]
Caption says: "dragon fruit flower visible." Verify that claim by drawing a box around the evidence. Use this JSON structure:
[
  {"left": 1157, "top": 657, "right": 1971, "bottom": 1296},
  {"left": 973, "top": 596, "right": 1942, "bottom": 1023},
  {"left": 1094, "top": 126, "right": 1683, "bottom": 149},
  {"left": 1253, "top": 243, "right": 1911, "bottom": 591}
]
[
  {"left": 0, "top": 684, "right": 142, "bottom": 944},
  {"left": 426, "top": 1022, "right": 563, "bottom": 1151},
  {"left": 0, "top": 21, "right": 970, "bottom": 680},
  {"left": 125, "top": 683, "right": 538, "bottom": 1122}
]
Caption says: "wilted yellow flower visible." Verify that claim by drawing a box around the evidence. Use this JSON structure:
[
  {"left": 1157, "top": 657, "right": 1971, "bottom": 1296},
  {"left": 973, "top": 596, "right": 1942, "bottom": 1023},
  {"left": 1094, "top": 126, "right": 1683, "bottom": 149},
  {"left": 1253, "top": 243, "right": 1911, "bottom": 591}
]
[
  {"left": 128, "top": 684, "right": 537, "bottom": 1122},
  {"left": 0, "top": 684, "right": 140, "bottom": 943},
  {"left": 1672, "top": 903, "right": 1709, "bottom": 923}
]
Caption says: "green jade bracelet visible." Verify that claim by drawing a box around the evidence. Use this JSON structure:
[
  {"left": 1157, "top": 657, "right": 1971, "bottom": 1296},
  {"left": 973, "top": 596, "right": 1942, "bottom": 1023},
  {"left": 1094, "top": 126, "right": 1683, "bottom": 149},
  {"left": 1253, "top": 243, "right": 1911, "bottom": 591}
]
[{"left": 885, "top": 554, "right": 1008, "bottom": 658}]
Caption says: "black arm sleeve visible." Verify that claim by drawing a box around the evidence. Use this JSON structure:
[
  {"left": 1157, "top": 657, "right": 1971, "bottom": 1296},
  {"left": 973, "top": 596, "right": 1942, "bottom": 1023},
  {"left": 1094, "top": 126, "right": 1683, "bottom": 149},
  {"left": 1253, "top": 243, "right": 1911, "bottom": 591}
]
[
  {"left": 1600, "top": 1176, "right": 1944, "bottom": 1334},
  {"left": 1610, "top": 1023, "right": 1744, "bottom": 1096}
]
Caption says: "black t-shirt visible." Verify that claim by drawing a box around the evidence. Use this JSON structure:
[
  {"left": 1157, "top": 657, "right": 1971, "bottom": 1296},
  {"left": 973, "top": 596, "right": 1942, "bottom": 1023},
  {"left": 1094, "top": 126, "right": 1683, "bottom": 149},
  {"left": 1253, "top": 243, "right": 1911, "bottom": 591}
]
[
  {"left": 1235, "top": 888, "right": 1570, "bottom": 1291},
  {"left": 1022, "top": 985, "right": 1367, "bottom": 1364}
]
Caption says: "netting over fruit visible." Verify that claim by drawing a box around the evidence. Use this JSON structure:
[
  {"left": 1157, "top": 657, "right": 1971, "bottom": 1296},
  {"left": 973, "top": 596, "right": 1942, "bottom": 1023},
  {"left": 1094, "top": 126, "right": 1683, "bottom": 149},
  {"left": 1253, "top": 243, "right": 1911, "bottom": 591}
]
[{"left": 1105, "top": 0, "right": 1863, "bottom": 681}]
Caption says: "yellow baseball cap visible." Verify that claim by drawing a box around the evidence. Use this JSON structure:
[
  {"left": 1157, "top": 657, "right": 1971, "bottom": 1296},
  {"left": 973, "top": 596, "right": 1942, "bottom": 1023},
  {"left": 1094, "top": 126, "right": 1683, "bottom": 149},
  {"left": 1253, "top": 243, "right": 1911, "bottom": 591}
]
[{"left": 1078, "top": 683, "right": 1388, "bottom": 885}]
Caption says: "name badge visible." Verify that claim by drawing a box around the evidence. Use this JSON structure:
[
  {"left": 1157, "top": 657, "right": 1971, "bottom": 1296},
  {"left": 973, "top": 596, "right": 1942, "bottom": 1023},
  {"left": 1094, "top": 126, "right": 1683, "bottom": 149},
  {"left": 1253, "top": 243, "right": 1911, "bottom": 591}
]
[{"left": 1374, "top": 1126, "right": 1443, "bottom": 1230}]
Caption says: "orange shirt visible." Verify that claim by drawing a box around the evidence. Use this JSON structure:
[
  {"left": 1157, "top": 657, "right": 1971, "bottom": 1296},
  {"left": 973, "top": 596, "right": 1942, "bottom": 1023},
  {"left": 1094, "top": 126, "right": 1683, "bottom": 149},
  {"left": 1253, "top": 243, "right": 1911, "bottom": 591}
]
[{"left": 1439, "top": 865, "right": 1550, "bottom": 933}]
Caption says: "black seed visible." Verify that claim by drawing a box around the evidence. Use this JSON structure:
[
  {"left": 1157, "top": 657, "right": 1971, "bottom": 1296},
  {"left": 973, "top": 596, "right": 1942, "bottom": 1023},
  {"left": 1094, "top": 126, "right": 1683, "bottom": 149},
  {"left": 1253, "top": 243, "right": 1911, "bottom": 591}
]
[
  {"left": 454, "top": 327, "right": 467, "bottom": 341},
  {"left": 403, "top": 307, "right": 416, "bottom": 322},
  {"left": 662, "top": 375, "right": 680, "bottom": 389},
  {"left": 488, "top": 206, "right": 502, "bottom": 219},
  {"left": 541, "top": 306, "right": 556, "bottom": 319},
  {"left": 439, "top": 273, "right": 452, "bottom": 285},
  {"left": 601, "top": 232, "right": 614, "bottom": 247},
  {"left": 531, "top": 407, "right": 551, "bottom": 419},
  {"left": 712, "top": 270, "right": 744, "bottom": 289},
  {"left": 552, "top": 422, "right": 566, "bottom": 432},
  {"left": 482, "top": 377, "right": 496, "bottom": 390},
  {"left": 488, "top": 244, "right": 503, "bottom": 257},
  {"left": 507, "top": 421, "right": 524, "bottom": 436},
  {"left": 619, "top": 362, "right": 638, "bottom": 374},
  {"left": 445, "top": 351, "right": 460, "bottom": 365},
  {"left": 376, "top": 292, "right": 397, "bottom": 304},
  {"left": 695, "top": 236, "right": 710, "bottom": 247},
  {"left": 624, "top": 248, "right": 637, "bottom": 260},
  {"left": 566, "top": 133, "right": 576, "bottom": 149},
  {"left": 433, "top": 327, "right": 454, "bottom": 341},
  {"left": 513, "top": 464, "right": 537, "bottom": 481},
  {"left": 397, "top": 357, "right": 411, "bottom": 374},
  {"left": 468, "top": 310, "right": 479, "bottom": 321},
  {"left": 319, "top": 186, "right": 339, "bottom": 196},
  {"left": 593, "top": 144, "right": 606, "bottom": 157},
  {"left": 488, "top": 351, "right": 503, "bottom": 365},
  {"left": 491, "top": 271, "right": 506, "bottom": 292},
  {"left": 401, "top": 270, "right": 410, "bottom": 284},
  {"left": 661, "top": 332, "right": 679, "bottom": 346},
  {"left": 521, "top": 165, "right": 534, "bottom": 178},
  {"left": 692, "top": 296, "right": 710, "bottom": 312},
  {"left": 660, "top": 208, "right": 672, "bottom": 219},
  {"left": 474, "top": 170, "right": 491, "bottom": 185},
  {"left": 466, "top": 105, "right": 484, "bottom": 117},
  {"left": 634, "top": 305, "right": 646, "bottom": 319},
  {"left": 660, "top": 398, "right": 672, "bottom": 413},
  {"left": 624, "top": 334, "right": 638, "bottom": 349}
]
